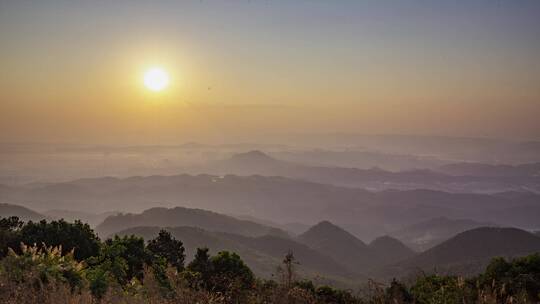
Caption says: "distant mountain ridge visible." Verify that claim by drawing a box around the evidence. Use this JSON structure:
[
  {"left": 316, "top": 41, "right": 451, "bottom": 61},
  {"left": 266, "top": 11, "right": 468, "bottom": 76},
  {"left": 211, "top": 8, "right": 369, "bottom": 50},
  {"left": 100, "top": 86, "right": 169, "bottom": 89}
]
[
  {"left": 438, "top": 162, "right": 540, "bottom": 177},
  {"left": 102, "top": 212, "right": 413, "bottom": 278},
  {"left": 3, "top": 202, "right": 540, "bottom": 285},
  {"left": 44, "top": 209, "right": 118, "bottom": 227},
  {"left": 377, "top": 227, "right": 540, "bottom": 279},
  {"left": 204, "top": 151, "right": 540, "bottom": 193},
  {"left": 95, "top": 206, "right": 289, "bottom": 238},
  {"left": 0, "top": 203, "right": 46, "bottom": 222},
  {"left": 298, "top": 221, "right": 374, "bottom": 270},
  {"left": 228, "top": 150, "right": 281, "bottom": 166},
  {"left": 298, "top": 221, "right": 413, "bottom": 272},
  {"left": 2, "top": 173, "right": 540, "bottom": 240},
  {"left": 389, "top": 217, "right": 497, "bottom": 251},
  {"left": 368, "top": 236, "right": 416, "bottom": 264}
]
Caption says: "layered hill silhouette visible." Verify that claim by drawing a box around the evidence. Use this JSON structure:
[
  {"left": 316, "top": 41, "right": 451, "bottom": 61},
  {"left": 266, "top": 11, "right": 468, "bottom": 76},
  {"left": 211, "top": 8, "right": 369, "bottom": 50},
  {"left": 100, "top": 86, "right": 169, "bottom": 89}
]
[
  {"left": 298, "top": 221, "right": 377, "bottom": 271},
  {"left": 204, "top": 151, "right": 540, "bottom": 193},
  {"left": 114, "top": 226, "right": 358, "bottom": 287},
  {"left": 3, "top": 202, "right": 539, "bottom": 284},
  {"left": 438, "top": 162, "right": 540, "bottom": 177},
  {"left": 298, "top": 221, "right": 414, "bottom": 272},
  {"left": 377, "top": 227, "right": 540, "bottom": 278},
  {"left": 2, "top": 174, "right": 540, "bottom": 240},
  {"left": 389, "top": 217, "right": 496, "bottom": 251},
  {"left": 0, "top": 203, "right": 46, "bottom": 222},
  {"left": 5, "top": 152, "right": 540, "bottom": 198},
  {"left": 271, "top": 149, "right": 449, "bottom": 171},
  {"left": 95, "top": 206, "right": 289, "bottom": 238},
  {"left": 100, "top": 210, "right": 412, "bottom": 279},
  {"left": 0, "top": 203, "right": 117, "bottom": 227},
  {"left": 44, "top": 209, "right": 118, "bottom": 227},
  {"left": 368, "top": 236, "right": 416, "bottom": 265}
]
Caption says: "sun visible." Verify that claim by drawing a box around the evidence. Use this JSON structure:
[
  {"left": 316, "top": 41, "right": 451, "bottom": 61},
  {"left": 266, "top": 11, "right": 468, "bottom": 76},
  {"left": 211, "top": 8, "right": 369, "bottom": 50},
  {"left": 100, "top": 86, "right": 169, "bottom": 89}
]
[{"left": 143, "top": 67, "right": 170, "bottom": 92}]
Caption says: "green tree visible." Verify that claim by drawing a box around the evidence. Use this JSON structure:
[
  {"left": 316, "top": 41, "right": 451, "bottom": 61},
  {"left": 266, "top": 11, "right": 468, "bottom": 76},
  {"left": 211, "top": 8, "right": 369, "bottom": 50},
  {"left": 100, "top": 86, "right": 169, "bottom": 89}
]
[
  {"left": 147, "top": 229, "right": 185, "bottom": 271},
  {"left": 151, "top": 256, "right": 174, "bottom": 296},
  {"left": 0, "top": 216, "right": 24, "bottom": 257},
  {"left": 85, "top": 265, "right": 112, "bottom": 300},
  {"left": 210, "top": 251, "right": 254, "bottom": 292},
  {"left": 186, "top": 248, "right": 254, "bottom": 295},
  {"left": 187, "top": 247, "right": 214, "bottom": 288},
  {"left": 480, "top": 254, "right": 540, "bottom": 302},
  {"left": 19, "top": 219, "right": 100, "bottom": 261},
  {"left": 84, "top": 234, "right": 149, "bottom": 298},
  {"left": 102, "top": 235, "right": 149, "bottom": 281}
]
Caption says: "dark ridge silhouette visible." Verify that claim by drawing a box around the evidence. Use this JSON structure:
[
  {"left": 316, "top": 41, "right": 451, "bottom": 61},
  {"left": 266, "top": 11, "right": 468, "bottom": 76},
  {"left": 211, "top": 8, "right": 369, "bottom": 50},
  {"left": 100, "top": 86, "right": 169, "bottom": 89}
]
[
  {"left": 205, "top": 150, "right": 540, "bottom": 193},
  {"left": 368, "top": 236, "right": 415, "bottom": 264},
  {"left": 3, "top": 174, "right": 540, "bottom": 240},
  {"left": 44, "top": 209, "right": 119, "bottom": 227},
  {"left": 378, "top": 227, "right": 540, "bottom": 278},
  {"left": 438, "top": 162, "right": 540, "bottom": 177},
  {"left": 228, "top": 150, "right": 280, "bottom": 165},
  {"left": 390, "top": 217, "right": 496, "bottom": 251},
  {"left": 0, "top": 203, "right": 46, "bottom": 222},
  {"left": 95, "top": 206, "right": 289, "bottom": 239},
  {"left": 298, "top": 221, "right": 377, "bottom": 272}
]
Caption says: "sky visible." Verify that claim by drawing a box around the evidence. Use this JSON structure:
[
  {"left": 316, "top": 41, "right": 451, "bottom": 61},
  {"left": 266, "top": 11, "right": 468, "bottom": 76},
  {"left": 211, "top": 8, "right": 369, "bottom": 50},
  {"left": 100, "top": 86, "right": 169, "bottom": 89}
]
[{"left": 1, "top": 0, "right": 539, "bottom": 144}]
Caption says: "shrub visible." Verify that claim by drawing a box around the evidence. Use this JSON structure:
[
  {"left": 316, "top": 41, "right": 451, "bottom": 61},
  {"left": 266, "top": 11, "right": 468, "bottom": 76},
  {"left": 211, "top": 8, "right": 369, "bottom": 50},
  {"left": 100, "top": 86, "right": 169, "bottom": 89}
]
[
  {"left": 316, "top": 285, "right": 358, "bottom": 304},
  {"left": 410, "top": 274, "right": 476, "bottom": 304},
  {"left": 480, "top": 254, "right": 540, "bottom": 302},
  {"left": 0, "top": 243, "right": 84, "bottom": 291}
]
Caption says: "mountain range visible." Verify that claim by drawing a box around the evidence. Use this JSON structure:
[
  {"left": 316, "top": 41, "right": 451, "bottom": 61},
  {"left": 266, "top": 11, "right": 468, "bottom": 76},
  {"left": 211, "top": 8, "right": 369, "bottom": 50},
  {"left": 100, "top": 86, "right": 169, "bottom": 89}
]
[
  {"left": 389, "top": 217, "right": 497, "bottom": 251},
  {"left": 2, "top": 173, "right": 539, "bottom": 240},
  {"left": 108, "top": 213, "right": 540, "bottom": 284},
  {"left": 377, "top": 227, "right": 540, "bottom": 279},
  {"left": 437, "top": 162, "right": 540, "bottom": 178},
  {"left": 200, "top": 151, "right": 540, "bottom": 193},
  {"left": 0, "top": 203, "right": 46, "bottom": 222},
  {"left": 2, "top": 203, "right": 540, "bottom": 285},
  {"left": 95, "top": 206, "right": 289, "bottom": 238}
]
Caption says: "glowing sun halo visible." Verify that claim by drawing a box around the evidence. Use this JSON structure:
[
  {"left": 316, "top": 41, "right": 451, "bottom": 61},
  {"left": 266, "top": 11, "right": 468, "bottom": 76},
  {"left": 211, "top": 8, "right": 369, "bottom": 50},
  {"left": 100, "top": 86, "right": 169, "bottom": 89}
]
[{"left": 143, "top": 67, "right": 169, "bottom": 91}]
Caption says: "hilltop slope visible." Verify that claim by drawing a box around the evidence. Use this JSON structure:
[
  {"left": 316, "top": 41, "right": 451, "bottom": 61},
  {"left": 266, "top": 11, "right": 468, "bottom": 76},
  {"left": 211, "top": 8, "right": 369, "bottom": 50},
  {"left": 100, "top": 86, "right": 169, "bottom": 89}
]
[
  {"left": 298, "top": 221, "right": 412, "bottom": 272},
  {"left": 377, "top": 227, "right": 540, "bottom": 278},
  {"left": 389, "top": 217, "right": 496, "bottom": 251},
  {"left": 95, "top": 206, "right": 289, "bottom": 238},
  {"left": 3, "top": 174, "right": 540, "bottom": 240},
  {"left": 368, "top": 236, "right": 416, "bottom": 264},
  {"left": 0, "top": 203, "right": 46, "bottom": 222}
]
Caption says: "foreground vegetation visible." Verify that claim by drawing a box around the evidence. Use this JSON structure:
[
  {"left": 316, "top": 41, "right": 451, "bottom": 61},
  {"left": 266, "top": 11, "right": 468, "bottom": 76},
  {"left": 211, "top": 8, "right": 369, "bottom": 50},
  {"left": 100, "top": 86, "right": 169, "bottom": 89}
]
[{"left": 1, "top": 217, "right": 539, "bottom": 303}]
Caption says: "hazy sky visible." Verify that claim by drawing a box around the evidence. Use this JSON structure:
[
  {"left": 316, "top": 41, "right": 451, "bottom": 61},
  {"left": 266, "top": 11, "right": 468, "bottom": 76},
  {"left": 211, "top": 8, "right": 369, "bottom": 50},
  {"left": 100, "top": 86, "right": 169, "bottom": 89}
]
[{"left": 1, "top": 0, "right": 539, "bottom": 144}]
